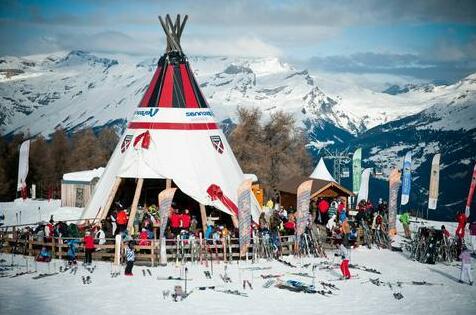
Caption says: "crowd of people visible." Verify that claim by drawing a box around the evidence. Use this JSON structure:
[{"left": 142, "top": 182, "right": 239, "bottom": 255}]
[{"left": 3, "top": 194, "right": 476, "bottom": 281}]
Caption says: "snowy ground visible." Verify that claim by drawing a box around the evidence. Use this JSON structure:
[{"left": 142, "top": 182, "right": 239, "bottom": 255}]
[
  {"left": 1, "top": 246, "right": 475, "bottom": 315},
  {"left": 1, "top": 199, "right": 475, "bottom": 314}
]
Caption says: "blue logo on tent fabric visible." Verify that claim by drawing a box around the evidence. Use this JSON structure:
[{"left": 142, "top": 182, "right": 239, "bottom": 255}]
[
  {"left": 186, "top": 111, "right": 213, "bottom": 117},
  {"left": 135, "top": 108, "right": 159, "bottom": 117}
]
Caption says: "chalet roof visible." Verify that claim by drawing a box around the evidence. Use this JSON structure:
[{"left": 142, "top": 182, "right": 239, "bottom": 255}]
[{"left": 278, "top": 175, "right": 354, "bottom": 197}]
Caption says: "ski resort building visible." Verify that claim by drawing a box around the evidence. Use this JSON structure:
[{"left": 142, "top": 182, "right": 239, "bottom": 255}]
[
  {"left": 277, "top": 177, "right": 354, "bottom": 210},
  {"left": 61, "top": 168, "right": 104, "bottom": 208}
]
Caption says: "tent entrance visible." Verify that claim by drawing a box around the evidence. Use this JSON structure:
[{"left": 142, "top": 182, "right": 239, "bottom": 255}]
[{"left": 102, "top": 178, "right": 235, "bottom": 236}]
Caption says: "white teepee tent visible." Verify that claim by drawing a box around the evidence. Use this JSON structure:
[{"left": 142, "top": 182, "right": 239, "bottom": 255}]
[
  {"left": 80, "top": 14, "right": 260, "bottom": 226},
  {"left": 309, "top": 158, "right": 336, "bottom": 182}
]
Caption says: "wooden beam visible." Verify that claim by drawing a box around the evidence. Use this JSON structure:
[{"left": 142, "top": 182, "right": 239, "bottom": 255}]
[
  {"left": 199, "top": 203, "right": 207, "bottom": 235},
  {"left": 231, "top": 215, "right": 238, "bottom": 229},
  {"left": 127, "top": 178, "right": 144, "bottom": 234},
  {"left": 99, "top": 177, "right": 122, "bottom": 221}
]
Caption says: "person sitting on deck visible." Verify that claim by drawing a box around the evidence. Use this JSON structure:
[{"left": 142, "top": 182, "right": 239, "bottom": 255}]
[
  {"left": 116, "top": 208, "right": 128, "bottom": 234},
  {"left": 36, "top": 246, "right": 51, "bottom": 262}
]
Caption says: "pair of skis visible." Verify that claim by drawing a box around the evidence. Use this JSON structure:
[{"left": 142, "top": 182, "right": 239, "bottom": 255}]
[{"left": 142, "top": 269, "right": 153, "bottom": 277}]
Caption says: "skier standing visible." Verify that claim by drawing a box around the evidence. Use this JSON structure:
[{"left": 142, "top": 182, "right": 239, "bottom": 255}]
[
  {"left": 458, "top": 245, "right": 473, "bottom": 286},
  {"left": 124, "top": 241, "right": 135, "bottom": 276},
  {"left": 83, "top": 231, "right": 95, "bottom": 265}
]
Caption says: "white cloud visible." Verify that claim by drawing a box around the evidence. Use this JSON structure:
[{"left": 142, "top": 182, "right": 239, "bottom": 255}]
[{"left": 184, "top": 36, "right": 281, "bottom": 57}]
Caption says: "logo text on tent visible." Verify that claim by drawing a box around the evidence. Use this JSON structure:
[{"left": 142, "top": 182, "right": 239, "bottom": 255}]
[
  {"left": 135, "top": 108, "right": 159, "bottom": 117},
  {"left": 186, "top": 111, "right": 213, "bottom": 117}
]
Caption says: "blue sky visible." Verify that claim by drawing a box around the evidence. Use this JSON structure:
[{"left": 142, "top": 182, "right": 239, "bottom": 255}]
[{"left": 1, "top": 0, "right": 475, "bottom": 81}]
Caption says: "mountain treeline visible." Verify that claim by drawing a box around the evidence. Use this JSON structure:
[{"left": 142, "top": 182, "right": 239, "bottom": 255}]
[
  {"left": 229, "top": 107, "right": 312, "bottom": 200},
  {"left": 0, "top": 128, "right": 118, "bottom": 201}
]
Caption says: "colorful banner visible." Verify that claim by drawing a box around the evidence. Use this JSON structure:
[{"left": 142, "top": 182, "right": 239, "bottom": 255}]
[
  {"left": 401, "top": 152, "right": 412, "bottom": 206},
  {"left": 17, "top": 140, "right": 30, "bottom": 193},
  {"left": 428, "top": 154, "right": 440, "bottom": 210},
  {"left": 465, "top": 163, "right": 476, "bottom": 217},
  {"left": 158, "top": 187, "right": 177, "bottom": 239},
  {"left": 295, "top": 180, "right": 313, "bottom": 238},
  {"left": 356, "top": 168, "right": 372, "bottom": 204},
  {"left": 238, "top": 179, "right": 252, "bottom": 256},
  {"left": 352, "top": 148, "right": 362, "bottom": 194},
  {"left": 388, "top": 169, "right": 401, "bottom": 236}
]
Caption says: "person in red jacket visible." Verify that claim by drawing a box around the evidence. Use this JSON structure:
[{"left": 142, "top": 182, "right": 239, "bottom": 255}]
[
  {"left": 181, "top": 209, "right": 191, "bottom": 231},
  {"left": 83, "top": 231, "right": 95, "bottom": 265},
  {"left": 318, "top": 199, "right": 330, "bottom": 214},
  {"left": 169, "top": 208, "right": 181, "bottom": 236},
  {"left": 138, "top": 228, "right": 150, "bottom": 246},
  {"left": 455, "top": 212, "right": 468, "bottom": 240},
  {"left": 116, "top": 209, "right": 129, "bottom": 234}
]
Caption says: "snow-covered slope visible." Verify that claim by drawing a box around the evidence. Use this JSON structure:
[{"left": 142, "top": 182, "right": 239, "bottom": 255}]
[{"left": 2, "top": 51, "right": 474, "bottom": 137}]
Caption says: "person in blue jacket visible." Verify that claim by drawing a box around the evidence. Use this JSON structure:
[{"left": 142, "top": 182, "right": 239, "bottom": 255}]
[{"left": 66, "top": 239, "right": 79, "bottom": 265}]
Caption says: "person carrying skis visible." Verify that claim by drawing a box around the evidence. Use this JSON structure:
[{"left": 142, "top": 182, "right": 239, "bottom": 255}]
[
  {"left": 455, "top": 211, "right": 468, "bottom": 240},
  {"left": 83, "top": 231, "right": 95, "bottom": 265},
  {"left": 124, "top": 241, "right": 135, "bottom": 276},
  {"left": 458, "top": 245, "right": 473, "bottom": 286},
  {"left": 399, "top": 212, "right": 411, "bottom": 238}
]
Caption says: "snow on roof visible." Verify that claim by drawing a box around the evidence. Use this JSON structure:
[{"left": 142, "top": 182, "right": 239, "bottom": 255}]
[
  {"left": 63, "top": 167, "right": 104, "bottom": 183},
  {"left": 244, "top": 173, "right": 258, "bottom": 183},
  {"left": 309, "top": 158, "right": 336, "bottom": 182}
]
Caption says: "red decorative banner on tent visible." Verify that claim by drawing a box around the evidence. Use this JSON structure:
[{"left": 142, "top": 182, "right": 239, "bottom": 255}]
[
  {"left": 133, "top": 130, "right": 151, "bottom": 149},
  {"left": 207, "top": 184, "right": 238, "bottom": 216},
  {"left": 238, "top": 179, "right": 252, "bottom": 257},
  {"left": 465, "top": 163, "right": 476, "bottom": 217},
  {"left": 388, "top": 169, "right": 401, "bottom": 236},
  {"left": 295, "top": 180, "right": 313, "bottom": 238},
  {"left": 158, "top": 187, "right": 177, "bottom": 239}
]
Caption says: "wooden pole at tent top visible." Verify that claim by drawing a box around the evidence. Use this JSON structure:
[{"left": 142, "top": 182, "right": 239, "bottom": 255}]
[
  {"left": 99, "top": 177, "right": 122, "bottom": 221},
  {"left": 166, "top": 179, "right": 172, "bottom": 189},
  {"left": 127, "top": 178, "right": 144, "bottom": 234},
  {"left": 199, "top": 203, "right": 207, "bottom": 235}
]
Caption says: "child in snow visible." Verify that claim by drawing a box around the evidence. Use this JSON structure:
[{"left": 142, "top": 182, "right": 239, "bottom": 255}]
[
  {"left": 124, "top": 241, "right": 135, "bottom": 276},
  {"left": 459, "top": 245, "right": 473, "bottom": 286},
  {"left": 67, "top": 239, "right": 79, "bottom": 265},
  {"left": 339, "top": 244, "right": 351, "bottom": 279}
]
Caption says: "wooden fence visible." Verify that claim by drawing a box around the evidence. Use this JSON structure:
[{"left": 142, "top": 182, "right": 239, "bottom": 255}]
[{"left": 0, "top": 228, "right": 341, "bottom": 267}]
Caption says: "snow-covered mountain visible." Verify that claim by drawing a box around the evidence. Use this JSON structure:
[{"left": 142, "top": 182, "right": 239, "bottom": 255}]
[{"left": 3, "top": 50, "right": 474, "bottom": 138}]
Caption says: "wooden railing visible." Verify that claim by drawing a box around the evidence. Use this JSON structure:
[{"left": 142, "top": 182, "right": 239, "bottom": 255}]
[{"left": 0, "top": 224, "right": 366, "bottom": 266}]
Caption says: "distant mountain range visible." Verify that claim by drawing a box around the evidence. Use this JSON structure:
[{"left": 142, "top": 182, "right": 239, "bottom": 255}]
[{"left": 1, "top": 50, "right": 475, "bottom": 220}]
